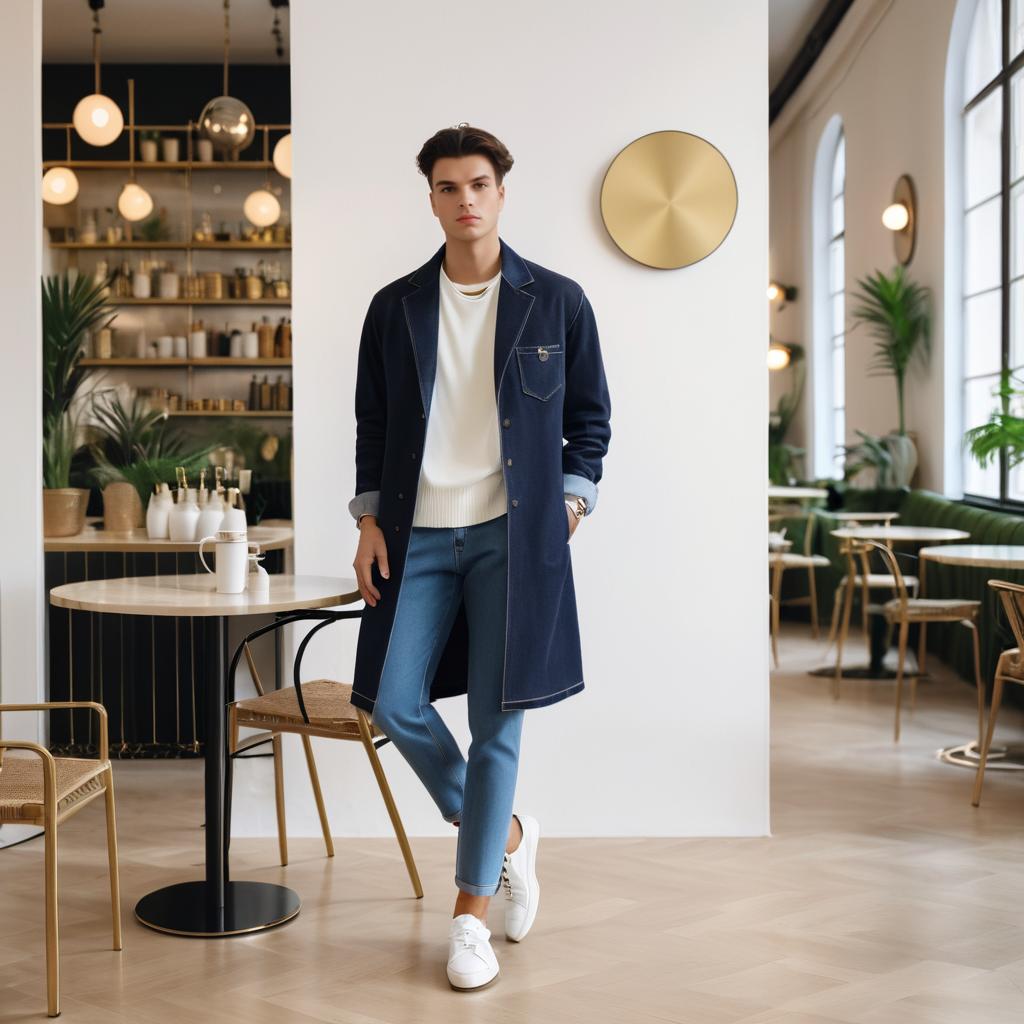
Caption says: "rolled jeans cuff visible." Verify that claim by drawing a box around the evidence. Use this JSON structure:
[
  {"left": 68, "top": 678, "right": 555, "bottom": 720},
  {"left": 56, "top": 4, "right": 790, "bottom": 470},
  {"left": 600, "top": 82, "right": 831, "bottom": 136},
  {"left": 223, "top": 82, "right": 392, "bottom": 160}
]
[{"left": 455, "top": 875, "right": 502, "bottom": 897}]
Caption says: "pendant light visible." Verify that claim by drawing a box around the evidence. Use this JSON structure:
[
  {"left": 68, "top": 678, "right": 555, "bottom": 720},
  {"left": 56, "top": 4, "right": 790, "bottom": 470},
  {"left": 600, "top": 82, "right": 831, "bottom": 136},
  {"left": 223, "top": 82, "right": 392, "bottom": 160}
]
[
  {"left": 272, "top": 133, "right": 292, "bottom": 178},
  {"left": 117, "top": 79, "right": 153, "bottom": 222},
  {"left": 243, "top": 186, "right": 280, "bottom": 227},
  {"left": 42, "top": 167, "right": 80, "bottom": 205},
  {"left": 198, "top": 0, "right": 256, "bottom": 154},
  {"left": 72, "top": 0, "right": 124, "bottom": 147}
]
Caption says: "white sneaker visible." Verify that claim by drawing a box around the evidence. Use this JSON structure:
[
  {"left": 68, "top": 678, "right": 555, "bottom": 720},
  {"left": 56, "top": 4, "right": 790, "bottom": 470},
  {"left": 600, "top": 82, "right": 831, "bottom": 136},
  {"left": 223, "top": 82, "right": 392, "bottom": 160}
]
[
  {"left": 447, "top": 913, "right": 499, "bottom": 990},
  {"left": 501, "top": 812, "right": 540, "bottom": 942}
]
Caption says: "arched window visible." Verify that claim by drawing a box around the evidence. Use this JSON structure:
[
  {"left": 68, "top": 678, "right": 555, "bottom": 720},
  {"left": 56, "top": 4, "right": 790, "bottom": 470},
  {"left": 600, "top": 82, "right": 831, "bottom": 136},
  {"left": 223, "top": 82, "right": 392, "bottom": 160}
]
[
  {"left": 812, "top": 116, "right": 846, "bottom": 478},
  {"left": 952, "top": 0, "right": 1024, "bottom": 500}
]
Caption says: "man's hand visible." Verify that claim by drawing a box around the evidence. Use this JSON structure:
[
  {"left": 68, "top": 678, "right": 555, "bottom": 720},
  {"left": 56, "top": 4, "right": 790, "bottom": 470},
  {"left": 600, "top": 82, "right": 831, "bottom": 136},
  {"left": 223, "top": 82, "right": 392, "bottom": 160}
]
[
  {"left": 353, "top": 516, "right": 389, "bottom": 607},
  {"left": 566, "top": 504, "right": 581, "bottom": 541}
]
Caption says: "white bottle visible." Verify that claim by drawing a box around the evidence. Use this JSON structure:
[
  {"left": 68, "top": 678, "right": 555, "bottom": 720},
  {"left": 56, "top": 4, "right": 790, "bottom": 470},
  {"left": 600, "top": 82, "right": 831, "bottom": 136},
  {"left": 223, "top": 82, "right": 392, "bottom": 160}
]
[
  {"left": 145, "top": 483, "right": 173, "bottom": 539},
  {"left": 220, "top": 488, "right": 248, "bottom": 534},
  {"left": 195, "top": 490, "right": 224, "bottom": 539},
  {"left": 168, "top": 487, "right": 201, "bottom": 541}
]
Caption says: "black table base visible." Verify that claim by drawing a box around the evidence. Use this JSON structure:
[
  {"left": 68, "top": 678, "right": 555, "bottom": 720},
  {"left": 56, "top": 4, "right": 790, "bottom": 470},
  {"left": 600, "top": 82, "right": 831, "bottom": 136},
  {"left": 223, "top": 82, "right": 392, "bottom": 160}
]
[{"left": 135, "top": 880, "right": 300, "bottom": 936}]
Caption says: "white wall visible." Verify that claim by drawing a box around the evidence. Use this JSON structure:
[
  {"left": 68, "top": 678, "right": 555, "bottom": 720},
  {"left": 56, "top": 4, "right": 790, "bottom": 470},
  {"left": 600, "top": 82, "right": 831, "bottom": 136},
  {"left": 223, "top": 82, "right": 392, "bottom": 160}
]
[
  {"left": 0, "top": 0, "right": 44, "bottom": 741},
  {"left": 770, "top": 0, "right": 960, "bottom": 490},
  {"left": 229, "top": 0, "right": 770, "bottom": 839}
]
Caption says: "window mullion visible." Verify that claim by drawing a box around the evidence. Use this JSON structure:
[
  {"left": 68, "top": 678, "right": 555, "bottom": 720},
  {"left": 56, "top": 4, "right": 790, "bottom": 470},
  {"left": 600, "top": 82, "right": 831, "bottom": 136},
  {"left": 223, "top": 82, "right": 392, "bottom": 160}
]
[{"left": 1002, "top": 0, "right": 1011, "bottom": 501}]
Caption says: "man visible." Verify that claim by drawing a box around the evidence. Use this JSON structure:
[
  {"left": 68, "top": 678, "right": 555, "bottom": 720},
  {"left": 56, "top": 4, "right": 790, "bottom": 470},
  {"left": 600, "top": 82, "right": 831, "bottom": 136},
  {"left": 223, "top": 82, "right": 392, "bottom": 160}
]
[{"left": 347, "top": 124, "right": 611, "bottom": 990}]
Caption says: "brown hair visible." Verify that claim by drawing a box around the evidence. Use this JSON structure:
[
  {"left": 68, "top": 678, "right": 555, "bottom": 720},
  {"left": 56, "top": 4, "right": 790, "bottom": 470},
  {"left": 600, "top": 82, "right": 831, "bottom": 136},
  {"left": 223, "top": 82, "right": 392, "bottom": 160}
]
[{"left": 416, "top": 123, "right": 514, "bottom": 190}]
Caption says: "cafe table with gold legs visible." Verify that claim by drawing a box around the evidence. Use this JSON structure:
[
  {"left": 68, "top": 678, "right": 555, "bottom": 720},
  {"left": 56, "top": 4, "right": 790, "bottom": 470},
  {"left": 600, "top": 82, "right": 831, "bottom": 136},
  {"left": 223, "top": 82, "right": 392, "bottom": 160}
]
[
  {"left": 49, "top": 573, "right": 359, "bottom": 937},
  {"left": 917, "top": 544, "right": 1024, "bottom": 773},
  {"left": 816, "top": 525, "right": 970, "bottom": 692}
]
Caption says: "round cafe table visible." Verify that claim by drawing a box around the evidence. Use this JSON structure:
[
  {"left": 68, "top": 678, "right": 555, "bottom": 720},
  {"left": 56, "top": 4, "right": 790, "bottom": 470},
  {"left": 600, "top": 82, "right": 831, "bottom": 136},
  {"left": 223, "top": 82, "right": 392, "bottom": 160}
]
[
  {"left": 49, "top": 573, "right": 360, "bottom": 937},
  {"left": 917, "top": 544, "right": 1024, "bottom": 773},
  {"left": 812, "top": 525, "right": 971, "bottom": 680}
]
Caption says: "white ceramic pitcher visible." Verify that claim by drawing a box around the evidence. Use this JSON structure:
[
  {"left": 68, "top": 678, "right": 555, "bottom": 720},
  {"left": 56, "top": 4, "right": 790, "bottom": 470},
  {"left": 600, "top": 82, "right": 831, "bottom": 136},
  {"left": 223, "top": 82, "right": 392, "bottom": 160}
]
[{"left": 198, "top": 529, "right": 260, "bottom": 594}]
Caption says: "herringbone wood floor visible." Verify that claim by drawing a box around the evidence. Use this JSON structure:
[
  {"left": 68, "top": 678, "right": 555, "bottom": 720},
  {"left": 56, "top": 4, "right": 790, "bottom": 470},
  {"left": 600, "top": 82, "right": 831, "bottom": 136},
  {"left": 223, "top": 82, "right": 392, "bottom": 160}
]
[{"left": 3, "top": 624, "right": 1024, "bottom": 1022}]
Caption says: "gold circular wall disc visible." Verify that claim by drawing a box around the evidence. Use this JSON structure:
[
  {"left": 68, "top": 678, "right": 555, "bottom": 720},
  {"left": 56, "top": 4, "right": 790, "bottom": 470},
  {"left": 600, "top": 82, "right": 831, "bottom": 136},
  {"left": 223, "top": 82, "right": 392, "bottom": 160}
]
[{"left": 600, "top": 130, "right": 738, "bottom": 270}]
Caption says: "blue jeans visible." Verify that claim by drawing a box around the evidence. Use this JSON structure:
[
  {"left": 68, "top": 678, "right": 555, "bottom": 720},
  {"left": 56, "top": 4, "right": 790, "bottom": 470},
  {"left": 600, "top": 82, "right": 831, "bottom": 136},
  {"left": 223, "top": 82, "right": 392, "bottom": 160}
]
[{"left": 370, "top": 512, "right": 525, "bottom": 896}]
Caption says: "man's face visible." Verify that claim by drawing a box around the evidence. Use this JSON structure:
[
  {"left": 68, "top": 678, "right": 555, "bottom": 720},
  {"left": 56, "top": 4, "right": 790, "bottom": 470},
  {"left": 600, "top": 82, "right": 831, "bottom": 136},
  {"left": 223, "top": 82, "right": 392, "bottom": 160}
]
[{"left": 429, "top": 154, "right": 504, "bottom": 240}]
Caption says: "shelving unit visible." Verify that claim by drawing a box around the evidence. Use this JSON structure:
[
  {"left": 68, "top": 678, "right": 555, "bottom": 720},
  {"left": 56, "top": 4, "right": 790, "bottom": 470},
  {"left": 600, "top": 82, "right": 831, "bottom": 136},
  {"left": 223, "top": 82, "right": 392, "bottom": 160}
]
[
  {"left": 167, "top": 410, "right": 292, "bottom": 418},
  {"left": 44, "top": 118, "right": 294, "bottom": 426},
  {"left": 80, "top": 357, "right": 291, "bottom": 368},
  {"left": 112, "top": 297, "right": 290, "bottom": 306},
  {"left": 51, "top": 241, "right": 291, "bottom": 251}
]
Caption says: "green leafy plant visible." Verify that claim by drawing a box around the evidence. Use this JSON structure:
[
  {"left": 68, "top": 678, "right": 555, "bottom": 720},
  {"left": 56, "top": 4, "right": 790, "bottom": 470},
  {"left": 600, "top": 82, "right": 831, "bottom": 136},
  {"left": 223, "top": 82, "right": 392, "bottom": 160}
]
[
  {"left": 137, "top": 208, "right": 170, "bottom": 242},
  {"left": 848, "top": 265, "right": 932, "bottom": 436},
  {"left": 87, "top": 392, "right": 215, "bottom": 504},
  {"left": 42, "top": 407, "right": 85, "bottom": 489},
  {"left": 768, "top": 347, "right": 806, "bottom": 485},
  {"left": 963, "top": 367, "right": 1024, "bottom": 470},
  {"left": 42, "top": 272, "right": 115, "bottom": 433},
  {"left": 841, "top": 429, "right": 895, "bottom": 486}
]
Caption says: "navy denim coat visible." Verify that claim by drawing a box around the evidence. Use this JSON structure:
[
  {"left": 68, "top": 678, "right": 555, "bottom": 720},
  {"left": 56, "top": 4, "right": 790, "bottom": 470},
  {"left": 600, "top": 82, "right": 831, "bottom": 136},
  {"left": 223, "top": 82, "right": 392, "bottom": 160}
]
[{"left": 347, "top": 236, "right": 612, "bottom": 712}]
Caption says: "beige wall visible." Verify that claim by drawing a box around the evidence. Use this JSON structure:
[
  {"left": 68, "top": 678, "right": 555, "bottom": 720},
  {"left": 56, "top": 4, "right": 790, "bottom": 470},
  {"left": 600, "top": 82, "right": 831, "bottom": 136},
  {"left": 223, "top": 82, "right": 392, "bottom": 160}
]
[{"left": 770, "top": 0, "right": 960, "bottom": 490}]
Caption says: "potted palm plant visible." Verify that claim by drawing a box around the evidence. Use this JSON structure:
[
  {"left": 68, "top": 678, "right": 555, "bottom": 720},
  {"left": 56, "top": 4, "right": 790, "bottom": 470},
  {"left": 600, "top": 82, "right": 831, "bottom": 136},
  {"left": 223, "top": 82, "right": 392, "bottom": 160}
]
[
  {"left": 88, "top": 390, "right": 213, "bottom": 529},
  {"left": 848, "top": 264, "right": 932, "bottom": 487},
  {"left": 963, "top": 367, "right": 1024, "bottom": 474},
  {"left": 41, "top": 272, "right": 115, "bottom": 536}
]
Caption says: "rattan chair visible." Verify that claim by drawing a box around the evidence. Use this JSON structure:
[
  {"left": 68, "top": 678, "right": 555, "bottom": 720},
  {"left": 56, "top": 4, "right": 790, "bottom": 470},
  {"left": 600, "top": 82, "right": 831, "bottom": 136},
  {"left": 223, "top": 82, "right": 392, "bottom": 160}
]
[
  {"left": 0, "top": 701, "right": 122, "bottom": 1018},
  {"left": 226, "top": 610, "right": 422, "bottom": 897},
  {"left": 971, "top": 580, "right": 1024, "bottom": 807},
  {"left": 769, "top": 508, "right": 831, "bottom": 643},
  {"left": 836, "top": 541, "right": 983, "bottom": 742}
]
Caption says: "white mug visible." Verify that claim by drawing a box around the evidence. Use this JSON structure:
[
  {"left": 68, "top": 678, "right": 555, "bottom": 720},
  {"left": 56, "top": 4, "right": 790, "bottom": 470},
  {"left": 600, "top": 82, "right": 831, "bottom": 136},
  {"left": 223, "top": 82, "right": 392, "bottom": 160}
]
[{"left": 198, "top": 531, "right": 260, "bottom": 594}]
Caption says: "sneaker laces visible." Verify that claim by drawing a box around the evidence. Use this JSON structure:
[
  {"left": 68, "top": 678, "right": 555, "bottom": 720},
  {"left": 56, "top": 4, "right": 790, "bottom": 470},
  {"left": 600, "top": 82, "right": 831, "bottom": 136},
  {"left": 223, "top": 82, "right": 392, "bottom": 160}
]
[
  {"left": 452, "top": 922, "right": 488, "bottom": 951},
  {"left": 500, "top": 858, "right": 513, "bottom": 898}
]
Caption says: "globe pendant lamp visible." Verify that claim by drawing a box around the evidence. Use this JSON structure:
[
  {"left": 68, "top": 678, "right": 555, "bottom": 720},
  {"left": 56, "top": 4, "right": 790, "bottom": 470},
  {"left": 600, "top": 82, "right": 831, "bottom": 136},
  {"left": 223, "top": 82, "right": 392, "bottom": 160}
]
[
  {"left": 72, "top": 1, "right": 124, "bottom": 147},
  {"left": 272, "top": 133, "right": 292, "bottom": 178},
  {"left": 198, "top": 0, "right": 256, "bottom": 155},
  {"left": 42, "top": 167, "right": 80, "bottom": 205},
  {"left": 244, "top": 185, "right": 280, "bottom": 227},
  {"left": 117, "top": 79, "right": 153, "bottom": 222}
]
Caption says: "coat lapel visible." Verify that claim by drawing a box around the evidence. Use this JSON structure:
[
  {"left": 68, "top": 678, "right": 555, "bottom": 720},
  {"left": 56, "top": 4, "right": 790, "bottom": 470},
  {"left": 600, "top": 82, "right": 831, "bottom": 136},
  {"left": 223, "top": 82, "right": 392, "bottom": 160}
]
[{"left": 401, "top": 236, "right": 536, "bottom": 416}]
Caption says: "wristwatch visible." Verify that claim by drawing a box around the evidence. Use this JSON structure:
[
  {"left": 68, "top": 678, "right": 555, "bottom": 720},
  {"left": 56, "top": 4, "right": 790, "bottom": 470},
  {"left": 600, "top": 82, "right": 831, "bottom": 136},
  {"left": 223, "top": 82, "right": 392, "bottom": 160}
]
[{"left": 564, "top": 494, "right": 587, "bottom": 521}]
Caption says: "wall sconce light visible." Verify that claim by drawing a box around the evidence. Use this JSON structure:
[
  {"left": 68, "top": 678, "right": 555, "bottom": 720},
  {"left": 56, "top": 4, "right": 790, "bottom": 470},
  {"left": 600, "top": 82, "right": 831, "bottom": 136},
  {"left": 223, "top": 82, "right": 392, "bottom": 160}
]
[
  {"left": 883, "top": 173, "right": 916, "bottom": 265},
  {"left": 767, "top": 281, "right": 798, "bottom": 303},
  {"left": 767, "top": 342, "right": 792, "bottom": 370}
]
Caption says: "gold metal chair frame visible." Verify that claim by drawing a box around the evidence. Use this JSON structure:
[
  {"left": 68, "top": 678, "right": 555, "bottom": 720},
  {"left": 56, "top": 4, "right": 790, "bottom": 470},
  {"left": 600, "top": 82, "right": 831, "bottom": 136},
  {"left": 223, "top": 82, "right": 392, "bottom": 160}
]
[
  {"left": 835, "top": 541, "right": 983, "bottom": 743},
  {"left": 225, "top": 610, "right": 422, "bottom": 897},
  {"left": 0, "top": 701, "right": 122, "bottom": 1018},
  {"left": 769, "top": 507, "right": 830, "bottom": 665},
  {"left": 971, "top": 580, "right": 1024, "bottom": 807}
]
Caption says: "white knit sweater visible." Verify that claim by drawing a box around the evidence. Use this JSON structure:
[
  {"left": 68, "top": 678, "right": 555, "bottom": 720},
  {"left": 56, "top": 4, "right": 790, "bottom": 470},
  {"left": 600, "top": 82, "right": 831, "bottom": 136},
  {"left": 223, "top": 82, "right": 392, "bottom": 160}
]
[{"left": 410, "top": 263, "right": 508, "bottom": 528}]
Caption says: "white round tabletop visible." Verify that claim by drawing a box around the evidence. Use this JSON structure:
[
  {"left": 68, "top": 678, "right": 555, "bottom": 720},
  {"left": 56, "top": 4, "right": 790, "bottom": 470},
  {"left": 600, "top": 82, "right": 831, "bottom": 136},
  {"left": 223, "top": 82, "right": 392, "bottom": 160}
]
[
  {"left": 768, "top": 485, "right": 828, "bottom": 500},
  {"left": 918, "top": 544, "right": 1024, "bottom": 568},
  {"left": 49, "top": 573, "right": 361, "bottom": 617},
  {"left": 828, "top": 511, "right": 901, "bottom": 522},
  {"left": 830, "top": 525, "right": 970, "bottom": 543}
]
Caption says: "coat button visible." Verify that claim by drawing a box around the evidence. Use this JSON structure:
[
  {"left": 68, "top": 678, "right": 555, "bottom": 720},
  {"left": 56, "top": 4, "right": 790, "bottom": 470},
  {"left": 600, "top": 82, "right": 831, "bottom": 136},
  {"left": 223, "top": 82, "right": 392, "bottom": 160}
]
[
  {"left": 393, "top": 525, "right": 399, "bottom": 533},
  {"left": 503, "top": 418, "right": 511, "bottom": 427},
  {"left": 511, "top": 499, "right": 518, "bottom": 507},
  {"left": 421, "top": 412, "right": 425, "bottom": 419},
  {"left": 398, "top": 492, "right": 404, "bottom": 499},
  {"left": 539, "top": 349, "right": 549, "bottom": 362},
  {"left": 411, "top": 452, "right": 417, "bottom": 460},
  {"left": 506, "top": 458, "right": 512, "bottom": 466}
]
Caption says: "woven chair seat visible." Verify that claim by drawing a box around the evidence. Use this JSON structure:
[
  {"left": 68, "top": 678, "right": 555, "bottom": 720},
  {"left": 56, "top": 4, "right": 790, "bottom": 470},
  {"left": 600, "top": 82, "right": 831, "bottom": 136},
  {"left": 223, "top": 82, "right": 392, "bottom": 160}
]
[
  {"left": 841, "top": 573, "right": 919, "bottom": 589},
  {"left": 234, "top": 679, "right": 384, "bottom": 739},
  {"left": 883, "top": 597, "right": 981, "bottom": 622},
  {"left": 771, "top": 552, "right": 830, "bottom": 569},
  {"left": 0, "top": 756, "right": 108, "bottom": 823}
]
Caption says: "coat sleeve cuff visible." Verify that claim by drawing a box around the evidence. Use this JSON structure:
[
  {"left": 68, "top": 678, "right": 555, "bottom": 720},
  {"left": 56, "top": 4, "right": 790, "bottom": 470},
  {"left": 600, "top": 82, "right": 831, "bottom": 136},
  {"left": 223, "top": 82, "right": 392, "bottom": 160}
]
[
  {"left": 562, "top": 473, "right": 598, "bottom": 516},
  {"left": 348, "top": 490, "right": 381, "bottom": 524}
]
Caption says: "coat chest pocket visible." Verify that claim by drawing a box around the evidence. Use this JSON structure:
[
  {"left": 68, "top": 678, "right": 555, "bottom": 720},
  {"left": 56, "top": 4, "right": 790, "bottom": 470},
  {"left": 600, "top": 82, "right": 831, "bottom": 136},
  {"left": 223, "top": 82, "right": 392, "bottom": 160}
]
[{"left": 516, "top": 344, "right": 564, "bottom": 401}]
